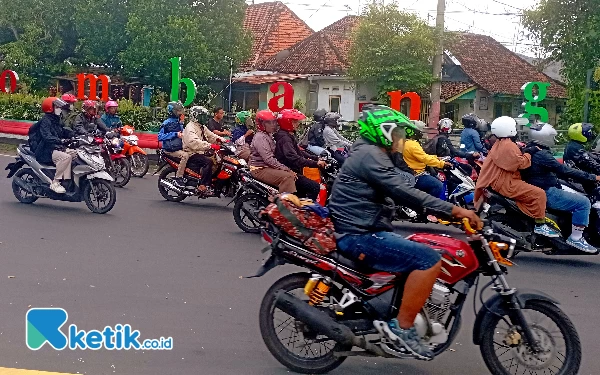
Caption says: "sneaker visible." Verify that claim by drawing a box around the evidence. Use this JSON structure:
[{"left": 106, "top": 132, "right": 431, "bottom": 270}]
[
  {"left": 374, "top": 319, "right": 433, "bottom": 360},
  {"left": 567, "top": 236, "right": 598, "bottom": 254},
  {"left": 49, "top": 181, "right": 66, "bottom": 194},
  {"left": 534, "top": 224, "right": 561, "bottom": 238},
  {"left": 173, "top": 177, "right": 186, "bottom": 189}
]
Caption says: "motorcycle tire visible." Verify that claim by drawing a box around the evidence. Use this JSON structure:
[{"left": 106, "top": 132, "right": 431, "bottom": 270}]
[
  {"left": 130, "top": 153, "right": 149, "bottom": 178},
  {"left": 83, "top": 179, "right": 116, "bottom": 214},
  {"left": 157, "top": 167, "right": 187, "bottom": 202},
  {"left": 112, "top": 158, "right": 131, "bottom": 188},
  {"left": 233, "top": 193, "right": 269, "bottom": 233},
  {"left": 259, "top": 273, "right": 350, "bottom": 374},
  {"left": 480, "top": 300, "right": 581, "bottom": 375},
  {"left": 12, "top": 168, "right": 38, "bottom": 204}
]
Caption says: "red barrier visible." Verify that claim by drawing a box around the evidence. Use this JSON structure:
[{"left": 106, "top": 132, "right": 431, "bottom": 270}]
[{"left": 0, "top": 119, "right": 160, "bottom": 149}]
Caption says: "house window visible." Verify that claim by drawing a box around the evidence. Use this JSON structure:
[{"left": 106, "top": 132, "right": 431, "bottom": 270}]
[
  {"left": 329, "top": 95, "right": 341, "bottom": 113},
  {"left": 494, "top": 102, "right": 512, "bottom": 118},
  {"left": 441, "top": 103, "right": 459, "bottom": 122},
  {"left": 231, "top": 90, "right": 260, "bottom": 111}
]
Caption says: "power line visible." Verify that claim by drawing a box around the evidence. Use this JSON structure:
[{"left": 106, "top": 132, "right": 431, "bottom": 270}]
[
  {"left": 489, "top": 0, "right": 524, "bottom": 11},
  {"left": 307, "top": 0, "right": 332, "bottom": 19},
  {"left": 453, "top": 1, "right": 520, "bottom": 15}
]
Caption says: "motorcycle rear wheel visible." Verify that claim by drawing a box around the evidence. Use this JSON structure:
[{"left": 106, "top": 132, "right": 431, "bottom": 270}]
[
  {"left": 112, "top": 158, "right": 131, "bottom": 188},
  {"left": 12, "top": 168, "right": 38, "bottom": 204},
  {"left": 233, "top": 193, "right": 269, "bottom": 233},
  {"left": 84, "top": 179, "right": 116, "bottom": 214},
  {"left": 130, "top": 153, "right": 149, "bottom": 178},
  {"left": 157, "top": 167, "right": 187, "bottom": 202},
  {"left": 480, "top": 300, "right": 581, "bottom": 375},
  {"left": 259, "top": 273, "right": 350, "bottom": 374}
]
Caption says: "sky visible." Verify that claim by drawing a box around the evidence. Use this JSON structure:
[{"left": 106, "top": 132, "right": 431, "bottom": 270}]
[{"left": 247, "top": 0, "right": 541, "bottom": 56}]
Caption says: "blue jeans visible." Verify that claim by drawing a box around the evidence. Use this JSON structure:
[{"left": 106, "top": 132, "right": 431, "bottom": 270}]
[
  {"left": 415, "top": 174, "right": 443, "bottom": 199},
  {"left": 337, "top": 231, "right": 441, "bottom": 273},
  {"left": 546, "top": 186, "right": 591, "bottom": 227},
  {"left": 307, "top": 145, "right": 326, "bottom": 156}
]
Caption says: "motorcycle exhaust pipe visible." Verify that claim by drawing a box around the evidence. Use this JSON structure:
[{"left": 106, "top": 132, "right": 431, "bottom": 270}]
[
  {"left": 13, "top": 177, "right": 34, "bottom": 194},
  {"left": 274, "top": 291, "right": 389, "bottom": 357},
  {"left": 159, "top": 178, "right": 183, "bottom": 195}
]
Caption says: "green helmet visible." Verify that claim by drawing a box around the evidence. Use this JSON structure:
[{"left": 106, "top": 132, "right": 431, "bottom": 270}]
[
  {"left": 568, "top": 123, "right": 595, "bottom": 143},
  {"left": 358, "top": 105, "right": 414, "bottom": 147},
  {"left": 236, "top": 110, "right": 251, "bottom": 124}
]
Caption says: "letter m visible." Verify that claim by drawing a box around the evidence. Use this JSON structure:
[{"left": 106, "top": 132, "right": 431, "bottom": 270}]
[{"left": 77, "top": 73, "right": 111, "bottom": 102}]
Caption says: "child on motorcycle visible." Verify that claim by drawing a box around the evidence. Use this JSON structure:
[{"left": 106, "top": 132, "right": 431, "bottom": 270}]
[
  {"left": 522, "top": 123, "right": 600, "bottom": 253},
  {"left": 231, "top": 111, "right": 254, "bottom": 161},
  {"left": 475, "top": 116, "right": 559, "bottom": 237}
]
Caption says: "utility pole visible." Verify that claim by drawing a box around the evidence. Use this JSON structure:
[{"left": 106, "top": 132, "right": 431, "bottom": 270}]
[{"left": 428, "top": 0, "right": 445, "bottom": 129}]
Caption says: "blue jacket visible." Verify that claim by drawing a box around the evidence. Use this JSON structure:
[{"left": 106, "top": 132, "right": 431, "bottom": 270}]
[
  {"left": 460, "top": 128, "right": 485, "bottom": 153},
  {"left": 158, "top": 117, "right": 184, "bottom": 152},
  {"left": 101, "top": 114, "right": 123, "bottom": 129}
]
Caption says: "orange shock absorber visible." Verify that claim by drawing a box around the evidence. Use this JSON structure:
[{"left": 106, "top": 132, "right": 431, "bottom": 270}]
[{"left": 308, "top": 279, "right": 331, "bottom": 306}]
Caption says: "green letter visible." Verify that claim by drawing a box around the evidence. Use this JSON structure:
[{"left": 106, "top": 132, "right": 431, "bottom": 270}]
[
  {"left": 519, "top": 82, "right": 550, "bottom": 125},
  {"left": 170, "top": 57, "right": 197, "bottom": 106}
]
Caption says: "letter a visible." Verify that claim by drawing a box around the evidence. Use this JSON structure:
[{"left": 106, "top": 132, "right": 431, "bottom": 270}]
[
  {"left": 268, "top": 82, "right": 294, "bottom": 112},
  {"left": 170, "top": 57, "right": 197, "bottom": 107}
]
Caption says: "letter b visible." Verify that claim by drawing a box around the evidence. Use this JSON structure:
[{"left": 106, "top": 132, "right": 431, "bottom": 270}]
[{"left": 170, "top": 57, "right": 197, "bottom": 107}]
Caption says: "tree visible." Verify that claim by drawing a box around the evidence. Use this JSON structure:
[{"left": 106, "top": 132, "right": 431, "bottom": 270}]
[
  {"left": 348, "top": 3, "right": 436, "bottom": 102},
  {"left": 523, "top": 0, "right": 600, "bottom": 125}
]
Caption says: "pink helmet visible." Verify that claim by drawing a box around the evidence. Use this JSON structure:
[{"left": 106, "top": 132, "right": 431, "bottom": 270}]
[{"left": 105, "top": 100, "right": 118, "bottom": 111}]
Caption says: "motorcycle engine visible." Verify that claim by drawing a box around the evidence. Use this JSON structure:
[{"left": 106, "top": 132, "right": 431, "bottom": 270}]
[
  {"left": 414, "top": 282, "right": 451, "bottom": 345},
  {"left": 426, "top": 282, "right": 451, "bottom": 322}
]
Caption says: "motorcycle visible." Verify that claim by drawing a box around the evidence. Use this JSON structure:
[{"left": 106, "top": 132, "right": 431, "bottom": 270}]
[
  {"left": 253, "top": 218, "right": 581, "bottom": 374},
  {"left": 5, "top": 136, "right": 117, "bottom": 214},
  {"left": 95, "top": 131, "right": 131, "bottom": 188},
  {"left": 119, "top": 125, "right": 149, "bottom": 177},
  {"left": 155, "top": 143, "right": 246, "bottom": 202}
]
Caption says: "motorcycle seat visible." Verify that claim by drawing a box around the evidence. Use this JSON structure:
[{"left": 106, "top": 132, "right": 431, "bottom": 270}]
[
  {"left": 19, "top": 146, "right": 55, "bottom": 168},
  {"left": 486, "top": 188, "right": 520, "bottom": 213},
  {"left": 329, "top": 251, "right": 377, "bottom": 274}
]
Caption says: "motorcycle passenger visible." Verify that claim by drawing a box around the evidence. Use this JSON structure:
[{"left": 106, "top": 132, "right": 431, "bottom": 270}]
[
  {"left": 249, "top": 110, "right": 298, "bottom": 194},
  {"left": 182, "top": 106, "right": 226, "bottom": 196},
  {"left": 60, "top": 94, "right": 78, "bottom": 128},
  {"left": 231, "top": 111, "right": 254, "bottom": 161},
  {"left": 274, "top": 109, "right": 326, "bottom": 200},
  {"left": 475, "top": 116, "right": 559, "bottom": 237},
  {"left": 328, "top": 104, "right": 482, "bottom": 360},
  {"left": 28, "top": 97, "right": 75, "bottom": 194},
  {"left": 73, "top": 100, "right": 110, "bottom": 135},
  {"left": 323, "top": 112, "right": 352, "bottom": 165},
  {"left": 460, "top": 113, "right": 486, "bottom": 154},
  {"left": 101, "top": 101, "right": 123, "bottom": 129},
  {"left": 306, "top": 109, "right": 327, "bottom": 156},
  {"left": 403, "top": 120, "right": 451, "bottom": 198},
  {"left": 434, "top": 118, "right": 479, "bottom": 159},
  {"left": 563, "top": 123, "right": 600, "bottom": 177},
  {"left": 522, "top": 123, "right": 600, "bottom": 253},
  {"left": 158, "top": 102, "right": 188, "bottom": 187}
]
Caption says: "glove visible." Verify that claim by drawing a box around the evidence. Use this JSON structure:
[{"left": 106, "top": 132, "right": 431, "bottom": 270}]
[{"left": 210, "top": 144, "right": 220, "bottom": 150}]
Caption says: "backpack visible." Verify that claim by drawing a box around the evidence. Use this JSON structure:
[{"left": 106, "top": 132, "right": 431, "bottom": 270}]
[
  {"left": 262, "top": 195, "right": 337, "bottom": 255},
  {"left": 307, "top": 122, "right": 325, "bottom": 147},
  {"left": 422, "top": 135, "right": 441, "bottom": 155}
]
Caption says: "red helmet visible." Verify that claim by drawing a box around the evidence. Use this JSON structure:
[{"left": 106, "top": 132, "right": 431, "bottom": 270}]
[
  {"left": 255, "top": 110, "right": 277, "bottom": 132},
  {"left": 82, "top": 100, "right": 98, "bottom": 111},
  {"left": 277, "top": 109, "right": 306, "bottom": 132},
  {"left": 41, "top": 97, "right": 68, "bottom": 114},
  {"left": 61, "top": 94, "right": 78, "bottom": 104}
]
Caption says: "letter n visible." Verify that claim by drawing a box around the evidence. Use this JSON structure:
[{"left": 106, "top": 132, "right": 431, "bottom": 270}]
[
  {"left": 77, "top": 74, "right": 111, "bottom": 102},
  {"left": 387, "top": 90, "right": 421, "bottom": 120}
]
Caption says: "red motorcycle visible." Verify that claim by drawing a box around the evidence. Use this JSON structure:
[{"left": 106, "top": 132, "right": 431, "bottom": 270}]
[
  {"left": 94, "top": 131, "right": 131, "bottom": 188},
  {"left": 254, "top": 219, "right": 581, "bottom": 374}
]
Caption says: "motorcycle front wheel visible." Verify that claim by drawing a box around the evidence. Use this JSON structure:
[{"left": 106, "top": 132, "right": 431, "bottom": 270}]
[
  {"left": 480, "top": 300, "right": 581, "bottom": 375},
  {"left": 111, "top": 158, "right": 131, "bottom": 188},
  {"left": 84, "top": 179, "right": 116, "bottom": 214},
  {"left": 259, "top": 273, "right": 349, "bottom": 374},
  {"left": 233, "top": 193, "right": 269, "bottom": 233},
  {"left": 130, "top": 153, "right": 149, "bottom": 178}
]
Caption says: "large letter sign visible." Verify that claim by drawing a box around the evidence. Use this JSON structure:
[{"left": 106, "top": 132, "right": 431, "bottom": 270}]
[
  {"left": 170, "top": 57, "right": 197, "bottom": 106},
  {"left": 77, "top": 73, "right": 111, "bottom": 102},
  {"left": 387, "top": 90, "right": 421, "bottom": 120},
  {"left": 268, "top": 82, "right": 294, "bottom": 112},
  {"left": 520, "top": 82, "right": 550, "bottom": 125},
  {"left": 0, "top": 70, "right": 19, "bottom": 93}
]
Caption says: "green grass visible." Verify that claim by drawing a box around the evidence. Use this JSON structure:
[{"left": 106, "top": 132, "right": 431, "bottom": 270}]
[{"left": 0, "top": 143, "right": 18, "bottom": 155}]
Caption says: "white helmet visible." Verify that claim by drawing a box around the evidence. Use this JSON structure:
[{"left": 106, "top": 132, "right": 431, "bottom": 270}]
[
  {"left": 490, "top": 116, "right": 517, "bottom": 138},
  {"left": 529, "top": 123, "right": 557, "bottom": 148},
  {"left": 438, "top": 118, "right": 453, "bottom": 133}
]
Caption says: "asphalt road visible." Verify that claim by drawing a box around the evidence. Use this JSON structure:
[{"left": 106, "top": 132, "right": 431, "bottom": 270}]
[{"left": 0, "top": 154, "right": 599, "bottom": 375}]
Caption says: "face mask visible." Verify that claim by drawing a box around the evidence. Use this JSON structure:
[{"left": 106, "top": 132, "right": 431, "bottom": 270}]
[{"left": 54, "top": 108, "right": 62, "bottom": 116}]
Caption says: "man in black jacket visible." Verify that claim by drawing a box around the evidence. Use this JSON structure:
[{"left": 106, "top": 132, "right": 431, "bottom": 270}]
[
  {"left": 329, "top": 105, "right": 481, "bottom": 360},
  {"left": 274, "top": 109, "right": 326, "bottom": 200},
  {"left": 433, "top": 118, "right": 479, "bottom": 159},
  {"left": 522, "top": 123, "right": 600, "bottom": 253},
  {"left": 29, "top": 97, "right": 75, "bottom": 194},
  {"left": 73, "top": 100, "right": 109, "bottom": 135}
]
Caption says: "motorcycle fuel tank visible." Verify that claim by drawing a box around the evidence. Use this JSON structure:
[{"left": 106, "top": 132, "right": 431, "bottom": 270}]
[{"left": 406, "top": 233, "right": 479, "bottom": 284}]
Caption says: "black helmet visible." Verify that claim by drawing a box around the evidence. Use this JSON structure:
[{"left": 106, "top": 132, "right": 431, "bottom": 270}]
[
  {"left": 462, "top": 113, "right": 481, "bottom": 128},
  {"left": 313, "top": 109, "right": 327, "bottom": 122}
]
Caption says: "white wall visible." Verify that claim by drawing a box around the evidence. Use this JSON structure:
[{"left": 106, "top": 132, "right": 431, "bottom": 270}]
[{"left": 315, "top": 79, "right": 357, "bottom": 121}]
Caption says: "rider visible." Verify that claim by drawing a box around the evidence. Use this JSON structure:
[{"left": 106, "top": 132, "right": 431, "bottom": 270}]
[
  {"left": 328, "top": 104, "right": 482, "bottom": 360},
  {"left": 274, "top": 109, "right": 326, "bottom": 200},
  {"left": 306, "top": 109, "right": 327, "bottom": 156},
  {"left": 460, "top": 113, "right": 486, "bottom": 154},
  {"left": 434, "top": 118, "right": 479, "bottom": 159},
  {"left": 231, "top": 111, "right": 254, "bottom": 160},
  {"left": 207, "top": 107, "right": 231, "bottom": 138},
  {"left": 60, "top": 94, "right": 78, "bottom": 128},
  {"left": 158, "top": 102, "right": 188, "bottom": 187},
  {"left": 474, "top": 116, "right": 559, "bottom": 237},
  {"left": 521, "top": 123, "right": 599, "bottom": 253},
  {"left": 563, "top": 123, "right": 600, "bottom": 179},
  {"left": 322, "top": 112, "right": 353, "bottom": 164},
  {"left": 181, "top": 106, "right": 226, "bottom": 196},
  {"left": 73, "top": 100, "right": 110, "bottom": 135},
  {"left": 249, "top": 110, "right": 297, "bottom": 194},
  {"left": 403, "top": 120, "right": 451, "bottom": 198},
  {"left": 28, "top": 97, "right": 75, "bottom": 194},
  {"left": 101, "top": 101, "right": 123, "bottom": 129}
]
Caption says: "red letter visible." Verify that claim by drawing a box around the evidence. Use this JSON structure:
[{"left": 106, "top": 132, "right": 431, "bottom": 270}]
[
  {"left": 268, "top": 82, "right": 294, "bottom": 112},
  {"left": 387, "top": 90, "right": 421, "bottom": 120},
  {"left": 0, "top": 70, "right": 19, "bottom": 93},
  {"left": 77, "top": 73, "right": 111, "bottom": 101}
]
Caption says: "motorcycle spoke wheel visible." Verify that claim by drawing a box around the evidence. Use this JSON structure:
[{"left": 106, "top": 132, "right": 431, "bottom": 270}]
[
  {"left": 12, "top": 169, "right": 38, "bottom": 204},
  {"left": 157, "top": 168, "right": 187, "bottom": 202},
  {"left": 233, "top": 194, "right": 269, "bottom": 233},
  {"left": 84, "top": 180, "right": 116, "bottom": 214},
  {"left": 130, "top": 153, "right": 149, "bottom": 177},
  {"left": 112, "top": 159, "right": 131, "bottom": 187},
  {"left": 480, "top": 300, "right": 581, "bottom": 375}
]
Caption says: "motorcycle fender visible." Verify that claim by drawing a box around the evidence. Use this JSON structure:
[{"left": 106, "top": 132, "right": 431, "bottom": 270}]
[
  {"left": 227, "top": 185, "right": 247, "bottom": 206},
  {"left": 5, "top": 160, "right": 25, "bottom": 178},
  {"left": 245, "top": 252, "right": 286, "bottom": 278},
  {"left": 87, "top": 171, "right": 114, "bottom": 182},
  {"left": 128, "top": 146, "right": 147, "bottom": 156},
  {"left": 110, "top": 153, "right": 127, "bottom": 161},
  {"left": 472, "top": 289, "right": 559, "bottom": 345},
  {"left": 153, "top": 160, "right": 167, "bottom": 176}
]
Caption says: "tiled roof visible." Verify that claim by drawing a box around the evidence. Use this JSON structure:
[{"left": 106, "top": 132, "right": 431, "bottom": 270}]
[
  {"left": 242, "top": 1, "right": 314, "bottom": 70},
  {"left": 449, "top": 33, "right": 566, "bottom": 98},
  {"left": 233, "top": 72, "right": 310, "bottom": 85},
  {"left": 256, "top": 16, "right": 360, "bottom": 74},
  {"left": 441, "top": 82, "right": 476, "bottom": 100}
]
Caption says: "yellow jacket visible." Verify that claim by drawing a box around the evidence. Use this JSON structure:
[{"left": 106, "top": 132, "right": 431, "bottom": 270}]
[{"left": 403, "top": 139, "right": 445, "bottom": 174}]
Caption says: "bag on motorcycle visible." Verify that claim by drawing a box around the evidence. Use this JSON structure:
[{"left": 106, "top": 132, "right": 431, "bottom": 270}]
[{"left": 262, "top": 194, "right": 336, "bottom": 255}]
